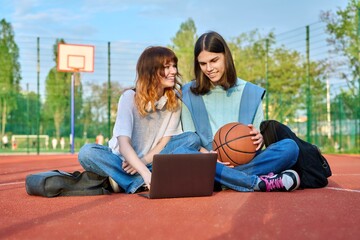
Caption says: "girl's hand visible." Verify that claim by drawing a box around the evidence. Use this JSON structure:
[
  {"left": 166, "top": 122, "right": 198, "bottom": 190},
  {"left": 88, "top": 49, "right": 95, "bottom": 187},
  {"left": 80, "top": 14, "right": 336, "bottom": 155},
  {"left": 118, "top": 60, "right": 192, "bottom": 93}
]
[
  {"left": 248, "top": 124, "right": 264, "bottom": 151},
  {"left": 142, "top": 171, "right": 151, "bottom": 190},
  {"left": 122, "top": 160, "right": 138, "bottom": 175}
]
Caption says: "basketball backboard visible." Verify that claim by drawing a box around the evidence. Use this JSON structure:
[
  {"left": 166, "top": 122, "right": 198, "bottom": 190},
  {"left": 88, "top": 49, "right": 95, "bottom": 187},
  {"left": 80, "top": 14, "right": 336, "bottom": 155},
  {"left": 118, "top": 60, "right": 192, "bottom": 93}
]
[{"left": 57, "top": 43, "right": 95, "bottom": 72}]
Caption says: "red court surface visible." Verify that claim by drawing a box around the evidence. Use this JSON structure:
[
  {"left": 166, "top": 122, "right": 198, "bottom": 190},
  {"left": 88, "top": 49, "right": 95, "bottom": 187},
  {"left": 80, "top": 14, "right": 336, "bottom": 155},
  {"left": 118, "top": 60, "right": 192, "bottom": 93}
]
[{"left": 0, "top": 153, "right": 359, "bottom": 240}]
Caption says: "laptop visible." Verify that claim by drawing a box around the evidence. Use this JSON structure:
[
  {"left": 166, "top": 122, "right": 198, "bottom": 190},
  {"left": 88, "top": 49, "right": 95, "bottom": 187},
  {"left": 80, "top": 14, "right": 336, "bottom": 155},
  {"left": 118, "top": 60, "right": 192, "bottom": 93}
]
[{"left": 139, "top": 153, "right": 218, "bottom": 199}]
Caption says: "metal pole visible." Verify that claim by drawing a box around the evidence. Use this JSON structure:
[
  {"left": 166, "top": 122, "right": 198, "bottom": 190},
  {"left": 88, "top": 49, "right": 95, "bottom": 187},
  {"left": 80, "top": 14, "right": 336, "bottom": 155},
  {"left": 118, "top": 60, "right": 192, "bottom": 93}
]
[
  {"left": 314, "top": 112, "right": 318, "bottom": 146},
  {"left": 26, "top": 83, "right": 29, "bottom": 154},
  {"left": 36, "top": 37, "right": 40, "bottom": 154},
  {"left": 326, "top": 79, "right": 331, "bottom": 139},
  {"left": 306, "top": 25, "right": 311, "bottom": 142},
  {"left": 265, "top": 38, "right": 269, "bottom": 120},
  {"left": 338, "top": 96, "right": 343, "bottom": 152},
  {"left": 357, "top": 7, "right": 360, "bottom": 151},
  {"left": 70, "top": 73, "right": 75, "bottom": 154},
  {"left": 107, "top": 42, "right": 111, "bottom": 139},
  {"left": 279, "top": 93, "right": 283, "bottom": 123}
]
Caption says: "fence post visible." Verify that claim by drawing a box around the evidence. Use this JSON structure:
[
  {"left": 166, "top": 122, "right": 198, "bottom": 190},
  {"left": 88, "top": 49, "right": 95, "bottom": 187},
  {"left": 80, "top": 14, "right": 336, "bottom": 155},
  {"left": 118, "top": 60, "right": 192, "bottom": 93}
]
[
  {"left": 36, "top": 37, "right": 40, "bottom": 154},
  {"left": 338, "top": 95, "right": 343, "bottom": 152},
  {"left": 357, "top": 7, "right": 360, "bottom": 151},
  {"left": 306, "top": 25, "right": 312, "bottom": 142},
  {"left": 107, "top": 42, "right": 111, "bottom": 140},
  {"left": 279, "top": 93, "right": 283, "bottom": 122},
  {"left": 26, "top": 83, "right": 30, "bottom": 153},
  {"left": 265, "top": 38, "right": 269, "bottom": 120}
]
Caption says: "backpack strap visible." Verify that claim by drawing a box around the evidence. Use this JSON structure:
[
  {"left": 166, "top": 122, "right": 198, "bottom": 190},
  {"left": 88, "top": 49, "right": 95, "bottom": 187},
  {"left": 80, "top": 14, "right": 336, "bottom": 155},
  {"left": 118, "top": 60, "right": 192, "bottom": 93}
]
[{"left": 239, "top": 82, "right": 266, "bottom": 124}]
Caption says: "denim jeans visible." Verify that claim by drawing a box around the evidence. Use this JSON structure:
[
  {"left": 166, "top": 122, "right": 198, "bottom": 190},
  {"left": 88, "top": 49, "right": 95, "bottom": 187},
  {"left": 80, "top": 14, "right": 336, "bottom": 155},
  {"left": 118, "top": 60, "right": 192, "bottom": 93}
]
[
  {"left": 79, "top": 134, "right": 298, "bottom": 193},
  {"left": 215, "top": 138, "right": 299, "bottom": 192},
  {"left": 78, "top": 131, "right": 201, "bottom": 193}
]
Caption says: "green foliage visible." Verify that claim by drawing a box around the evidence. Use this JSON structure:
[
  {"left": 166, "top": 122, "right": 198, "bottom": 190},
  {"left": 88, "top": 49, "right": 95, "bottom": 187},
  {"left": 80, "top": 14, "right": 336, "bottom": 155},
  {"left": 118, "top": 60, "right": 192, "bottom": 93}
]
[
  {"left": 320, "top": 1, "right": 360, "bottom": 154},
  {"left": 321, "top": 0, "right": 359, "bottom": 114},
  {"left": 169, "top": 18, "right": 197, "bottom": 83},
  {"left": 267, "top": 47, "right": 304, "bottom": 121},
  {"left": 332, "top": 90, "right": 358, "bottom": 119},
  {"left": 1, "top": 12, "right": 357, "bottom": 152},
  {"left": 80, "top": 81, "right": 123, "bottom": 139},
  {"left": 7, "top": 91, "right": 40, "bottom": 134},
  {"left": 43, "top": 39, "right": 83, "bottom": 139},
  {"left": 226, "top": 29, "right": 328, "bottom": 122},
  {"left": 229, "top": 30, "right": 270, "bottom": 84},
  {"left": 0, "top": 19, "right": 21, "bottom": 136}
]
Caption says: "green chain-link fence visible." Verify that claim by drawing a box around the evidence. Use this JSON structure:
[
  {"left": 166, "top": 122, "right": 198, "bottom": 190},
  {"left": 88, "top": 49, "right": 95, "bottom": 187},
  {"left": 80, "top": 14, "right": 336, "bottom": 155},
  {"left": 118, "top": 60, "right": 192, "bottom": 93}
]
[{"left": 1, "top": 22, "right": 359, "bottom": 154}]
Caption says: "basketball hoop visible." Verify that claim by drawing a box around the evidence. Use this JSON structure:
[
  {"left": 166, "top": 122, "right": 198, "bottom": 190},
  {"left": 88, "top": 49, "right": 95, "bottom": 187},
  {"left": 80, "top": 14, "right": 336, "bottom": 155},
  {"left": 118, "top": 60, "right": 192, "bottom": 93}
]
[
  {"left": 57, "top": 43, "right": 95, "bottom": 154},
  {"left": 57, "top": 43, "right": 94, "bottom": 72}
]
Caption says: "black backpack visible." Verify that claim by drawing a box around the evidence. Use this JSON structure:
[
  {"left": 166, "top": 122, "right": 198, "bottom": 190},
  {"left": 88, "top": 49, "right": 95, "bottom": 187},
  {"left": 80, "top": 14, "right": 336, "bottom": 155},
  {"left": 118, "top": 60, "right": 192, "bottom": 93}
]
[
  {"left": 260, "top": 120, "right": 332, "bottom": 189},
  {"left": 25, "top": 170, "right": 113, "bottom": 197}
]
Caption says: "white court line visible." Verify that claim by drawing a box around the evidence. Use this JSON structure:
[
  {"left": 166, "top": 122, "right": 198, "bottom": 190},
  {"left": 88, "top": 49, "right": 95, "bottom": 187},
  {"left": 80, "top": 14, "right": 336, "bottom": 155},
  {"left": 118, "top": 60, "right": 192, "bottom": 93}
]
[
  {"left": 326, "top": 187, "right": 360, "bottom": 193},
  {"left": 326, "top": 173, "right": 360, "bottom": 193},
  {"left": 1, "top": 181, "right": 360, "bottom": 193},
  {"left": 332, "top": 174, "right": 360, "bottom": 176},
  {"left": 0, "top": 181, "right": 25, "bottom": 187}
]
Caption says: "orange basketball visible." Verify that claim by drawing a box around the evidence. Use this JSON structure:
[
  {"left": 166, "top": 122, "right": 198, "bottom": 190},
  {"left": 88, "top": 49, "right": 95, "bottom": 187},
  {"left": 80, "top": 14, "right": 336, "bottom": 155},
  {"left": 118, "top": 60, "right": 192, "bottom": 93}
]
[{"left": 212, "top": 122, "right": 257, "bottom": 166}]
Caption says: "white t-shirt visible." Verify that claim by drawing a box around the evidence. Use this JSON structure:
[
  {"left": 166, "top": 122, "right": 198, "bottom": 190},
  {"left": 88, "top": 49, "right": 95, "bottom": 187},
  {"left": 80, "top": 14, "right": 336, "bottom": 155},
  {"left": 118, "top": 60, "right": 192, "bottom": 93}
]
[{"left": 108, "top": 90, "right": 182, "bottom": 159}]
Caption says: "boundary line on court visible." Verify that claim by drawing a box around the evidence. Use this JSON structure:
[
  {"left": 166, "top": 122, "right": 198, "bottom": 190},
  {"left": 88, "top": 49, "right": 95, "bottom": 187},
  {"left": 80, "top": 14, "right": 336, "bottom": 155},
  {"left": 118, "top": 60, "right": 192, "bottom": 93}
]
[
  {"left": 332, "top": 173, "right": 360, "bottom": 176},
  {"left": 1, "top": 182, "right": 360, "bottom": 193},
  {"left": 325, "top": 187, "right": 360, "bottom": 193},
  {"left": 0, "top": 181, "right": 25, "bottom": 187}
]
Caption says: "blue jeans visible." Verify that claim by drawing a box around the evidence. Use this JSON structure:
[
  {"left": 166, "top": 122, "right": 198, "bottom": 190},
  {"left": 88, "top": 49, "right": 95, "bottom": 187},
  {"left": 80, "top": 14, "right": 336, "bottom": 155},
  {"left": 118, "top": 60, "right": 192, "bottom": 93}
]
[
  {"left": 215, "top": 138, "right": 299, "bottom": 192},
  {"left": 78, "top": 131, "right": 201, "bottom": 193}
]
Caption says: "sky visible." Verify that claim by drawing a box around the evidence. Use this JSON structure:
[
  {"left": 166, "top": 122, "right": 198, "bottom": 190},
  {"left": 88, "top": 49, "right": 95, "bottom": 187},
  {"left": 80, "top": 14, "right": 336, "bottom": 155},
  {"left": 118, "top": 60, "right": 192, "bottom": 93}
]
[
  {"left": 1, "top": 0, "right": 348, "bottom": 45},
  {"left": 0, "top": 0, "right": 350, "bottom": 94}
]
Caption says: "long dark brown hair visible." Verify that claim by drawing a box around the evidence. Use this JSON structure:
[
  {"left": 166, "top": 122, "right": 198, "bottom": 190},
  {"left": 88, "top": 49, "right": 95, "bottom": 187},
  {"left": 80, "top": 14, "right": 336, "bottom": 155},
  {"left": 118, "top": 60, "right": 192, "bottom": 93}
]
[{"left": 191, "top": 31, "right": 237, "bottom": 95}]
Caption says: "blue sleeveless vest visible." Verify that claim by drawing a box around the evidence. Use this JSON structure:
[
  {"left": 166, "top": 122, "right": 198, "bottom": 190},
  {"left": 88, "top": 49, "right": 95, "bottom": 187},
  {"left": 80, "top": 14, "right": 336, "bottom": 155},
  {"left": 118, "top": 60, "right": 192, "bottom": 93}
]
[{"left": 182, "top": 79, "right": 265, "bottom": 150}]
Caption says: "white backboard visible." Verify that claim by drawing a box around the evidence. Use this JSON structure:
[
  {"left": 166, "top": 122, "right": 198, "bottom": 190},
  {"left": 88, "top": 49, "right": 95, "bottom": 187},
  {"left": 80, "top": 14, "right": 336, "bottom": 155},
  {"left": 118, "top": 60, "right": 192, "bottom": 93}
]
[{"left": 57, "top": 43, "right": 95, "bottom": 72}]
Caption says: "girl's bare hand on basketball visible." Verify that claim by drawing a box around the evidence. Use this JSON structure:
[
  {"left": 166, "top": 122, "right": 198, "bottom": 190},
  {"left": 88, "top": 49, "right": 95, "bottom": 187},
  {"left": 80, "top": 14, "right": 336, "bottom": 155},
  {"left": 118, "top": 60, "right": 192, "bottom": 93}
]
[
  {"left": 248, "top": 124, "right": 264, "bottom": 151},
  {"left": 122, "top": 160, "right": 138, "bottom": 175}
]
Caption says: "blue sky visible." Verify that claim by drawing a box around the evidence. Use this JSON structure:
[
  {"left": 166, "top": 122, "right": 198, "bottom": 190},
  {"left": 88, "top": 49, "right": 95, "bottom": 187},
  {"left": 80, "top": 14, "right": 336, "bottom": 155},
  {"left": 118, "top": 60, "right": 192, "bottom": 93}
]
[
  {"left": 1, "top": 0, "right": 348, "bottom": 44},
  {"left": 0, "top": 0, "right": 350, "bottom": 94}
]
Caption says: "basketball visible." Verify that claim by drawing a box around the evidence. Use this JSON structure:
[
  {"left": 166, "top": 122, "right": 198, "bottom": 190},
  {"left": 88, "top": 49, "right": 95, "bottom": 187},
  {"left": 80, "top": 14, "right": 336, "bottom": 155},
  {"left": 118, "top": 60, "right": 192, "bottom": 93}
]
[{"left": 212, "top": 122, "right": 257, "bottom": 166}]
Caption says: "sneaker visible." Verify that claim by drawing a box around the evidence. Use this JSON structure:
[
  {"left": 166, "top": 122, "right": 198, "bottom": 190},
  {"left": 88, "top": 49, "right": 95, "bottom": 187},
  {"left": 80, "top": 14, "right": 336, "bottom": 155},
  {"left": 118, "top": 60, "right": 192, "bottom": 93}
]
[
  {"left": 258, "top": 170, "right": 300, "bottom": 192},
  {"left": 109, "top": 176, "right": 121, "bottom": 193}
]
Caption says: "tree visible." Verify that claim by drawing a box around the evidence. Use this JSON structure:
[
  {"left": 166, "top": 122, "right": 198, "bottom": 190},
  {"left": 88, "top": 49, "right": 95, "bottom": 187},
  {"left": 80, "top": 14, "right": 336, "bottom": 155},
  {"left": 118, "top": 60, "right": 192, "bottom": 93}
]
[
  {"left": 229, "top": 30, "right": 272, "bottom": 85},
  {"left": 321, "top": 0, "right": 359, "bottom": 114},
  {"left": 321, "top": 0, "right": 360, "bottom": 149},
  {"left": 43, "top": 39, "right": 82, "bottom": 139},
  {"left": 267, "top": 48, "right": 304, "bottom": 121},
  {"left": 229, "top": 29, "right": 327, "bottom": 123},
  {"left": 170, "top": 20, "right": 327, "bottom": 125},
  {"left": 80, "top": 81, "right": 123, "bottom": 139},
  {"left": 170, "top": 18, "right": 197, "bottom": 83},
  {"left": 0, "top": 19, "right": 21, "bottom": 137},
  {"left": 7, "top": 91, "right": 40, "bottom": 135},
  {"left": 229, "top": 30, "right": 302, "bottom": 120}
]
